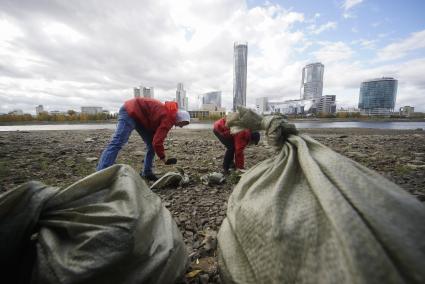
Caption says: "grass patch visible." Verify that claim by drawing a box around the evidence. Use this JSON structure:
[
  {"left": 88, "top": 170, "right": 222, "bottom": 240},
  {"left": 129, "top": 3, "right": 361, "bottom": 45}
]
[
  {"left": 0, "top": 161, "right": 10, "bottom": 178},
  {"left": 395, "top": 165, "right": 412, "bottom": 175},
  {"left": 227, "top": 172, "right": 241, "bottom": 185}
]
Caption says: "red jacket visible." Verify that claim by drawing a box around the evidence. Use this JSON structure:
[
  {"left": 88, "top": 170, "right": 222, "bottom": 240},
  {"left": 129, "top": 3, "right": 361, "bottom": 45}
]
[
  {"left": 124, "top": 98, "right": 177, "bottom": 159},
  {"left": 213, "top": 118, "right": 251, "bottom": 169}
]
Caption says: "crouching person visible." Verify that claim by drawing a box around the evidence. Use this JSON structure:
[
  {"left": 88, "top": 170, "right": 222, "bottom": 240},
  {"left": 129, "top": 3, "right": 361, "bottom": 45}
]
[
  {"left": 96, "top": 97, "right": 190, "bottom": 181},
  {"left": 213, "top": 117, "right": 260, "bottom": 174}
]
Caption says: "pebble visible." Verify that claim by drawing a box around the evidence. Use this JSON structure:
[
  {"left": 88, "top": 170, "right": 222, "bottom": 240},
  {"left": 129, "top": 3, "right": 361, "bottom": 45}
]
[{"left": 134, "top": 151, "right": 144, "bottom": 156}]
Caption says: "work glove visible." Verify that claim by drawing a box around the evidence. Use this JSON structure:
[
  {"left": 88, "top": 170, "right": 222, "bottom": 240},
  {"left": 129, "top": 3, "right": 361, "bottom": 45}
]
[{"left": 165, "top": 158, "right": 177, "bottom": 165}]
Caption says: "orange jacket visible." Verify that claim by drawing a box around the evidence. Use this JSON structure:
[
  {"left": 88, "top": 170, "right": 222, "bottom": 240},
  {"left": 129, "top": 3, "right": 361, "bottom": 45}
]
[
  {"left": 213, "top": 118, "right": 251, "bottom": 169},
  {"left": 124, "top": 98, "right": 177, "bottom": 159}
]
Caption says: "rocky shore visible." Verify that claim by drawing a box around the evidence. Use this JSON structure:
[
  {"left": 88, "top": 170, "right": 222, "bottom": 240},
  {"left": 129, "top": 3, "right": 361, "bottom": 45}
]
[{"left": 0, "top": 128, "right": 424, "bottom": 283}]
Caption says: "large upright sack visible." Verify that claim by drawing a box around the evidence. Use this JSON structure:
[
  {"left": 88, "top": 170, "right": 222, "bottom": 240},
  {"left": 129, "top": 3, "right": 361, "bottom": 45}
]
[
  {"left": 0, "top": 164, "right": 187, "bottom": 284},
  {"left": 218, "top": 108, "right": 425, "bottom": 284}
]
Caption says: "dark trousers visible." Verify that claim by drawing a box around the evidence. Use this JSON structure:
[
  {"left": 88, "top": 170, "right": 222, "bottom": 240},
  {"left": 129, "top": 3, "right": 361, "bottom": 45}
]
[{"left": 213, "top": 130, "right": 235, "bottom": 171}]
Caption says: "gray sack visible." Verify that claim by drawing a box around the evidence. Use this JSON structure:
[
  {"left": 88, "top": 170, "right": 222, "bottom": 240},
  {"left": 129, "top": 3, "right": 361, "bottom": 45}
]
[
  {"left": 0, "top": 164, "right": 187, "bottom": 284},
  {"left": 218, "top": 108, "right": 425, "bottom": 284}
]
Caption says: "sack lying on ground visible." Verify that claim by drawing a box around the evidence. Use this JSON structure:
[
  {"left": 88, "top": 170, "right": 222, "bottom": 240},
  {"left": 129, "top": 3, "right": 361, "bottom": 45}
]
[
  {"left": 151, "top": 167, "right": 189, "bottom": 189},
  {"left": 201, "top": 172, "right": 225, "bottom": 186},
  {"left": 218, "top": 107, "right": 425, "bottom": 284},
  {"left": 0, "top": 164, "right": 187, "bottom": 284}
]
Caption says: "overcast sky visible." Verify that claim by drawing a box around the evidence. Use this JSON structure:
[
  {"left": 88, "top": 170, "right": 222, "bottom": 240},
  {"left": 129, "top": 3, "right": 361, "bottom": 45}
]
[{"left": 1, "top": 0, "right": 424, "bottom": 114}]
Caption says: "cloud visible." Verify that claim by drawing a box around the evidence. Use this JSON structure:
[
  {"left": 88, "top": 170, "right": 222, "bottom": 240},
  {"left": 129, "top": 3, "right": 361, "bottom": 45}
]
[
  {"left": 352, "top": 38, "right": 377, "bottom": 49},
  {"left": 309, "top": 21, "right": 337, "bottom": 35},
  {"left": 312, "top": 42, "right": 354, "bottom": 63},
  {"left": 341, "top": 0, "right": 363, "bottom": 19},
  {"left": 0, "top": 0, "right": 424, "bottom": 114},
  {"left": 378, "top": 29, "right": 425, "bottom": 61},
  {"left": 0, "top": 0, "right": 308, "bottom": 113},
  {"left": 320, "top": 57, "right": 425, "bottom": 110},
  {"left": 342, "top": 0, "right": 363, "bottom": 11},
  {"left": 343, "top": 13, "right": 356, "bottom": 19}
]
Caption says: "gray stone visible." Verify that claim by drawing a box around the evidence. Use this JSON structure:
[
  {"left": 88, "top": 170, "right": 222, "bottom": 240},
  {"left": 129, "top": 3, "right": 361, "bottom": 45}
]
[
  {"left": 134, "top": 151, "right": 144, "bottom": 156},
  {"left": 345, "top": 151, "right": 368, "bottom": 158},
  {"left": 406, "top": 164, "right": 425, "bottom": 170},
  {"left": 199, "top": 274, "right": 209, "bottom": 284}
]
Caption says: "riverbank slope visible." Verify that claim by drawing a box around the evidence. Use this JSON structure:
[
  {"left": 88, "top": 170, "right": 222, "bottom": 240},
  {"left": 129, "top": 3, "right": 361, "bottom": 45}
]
[{"left": 0, "top": 128, "right": 424, "bottom": 283}]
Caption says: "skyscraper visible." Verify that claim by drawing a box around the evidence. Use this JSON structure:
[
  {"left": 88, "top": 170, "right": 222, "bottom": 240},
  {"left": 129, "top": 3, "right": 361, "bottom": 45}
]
[
  {"left": 133, "top": 86, "right": 153, "bottom": 98},
  {"left": 233, "top": 42, "right": 248, "bottom": 111},
  {"left": 255, "top": 97, "right": 269, "bottom": 114},
  {"left": 202, "top": 91, "right": 222, "bottom": 108},
  {"left": 133, "top": 87, "right": 141, "bottom": 98},
  {"left": 142, "top": 86, "right": 154, "bottom": 98},
  {"left": 35, "top": 105, "right": 44, "bottom": 115},
  {"left": 358, "top": 77, "right": 398, "bottom": 115},
  {"left": 301, "top": 62, "right": 324, "bottom": 100},
  {"left": 176, "top": 83, "right": 188, "bottom": 110},
  {"left": 318, "top": 95, "right": 336, "bottom": 113}
]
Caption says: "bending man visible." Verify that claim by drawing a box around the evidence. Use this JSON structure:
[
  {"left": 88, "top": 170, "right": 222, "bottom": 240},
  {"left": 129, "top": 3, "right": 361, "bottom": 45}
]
[
  {"left": 96, "top": 97, "right": 190, "bottom": 181},
  {"left": 213, "top": 117, "right": 260, "bottom": 174}
]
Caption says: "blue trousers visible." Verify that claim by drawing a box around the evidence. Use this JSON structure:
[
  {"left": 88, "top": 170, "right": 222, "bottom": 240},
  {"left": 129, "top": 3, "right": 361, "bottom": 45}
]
[{"left": 96, "top": 106, "right": 155, "bottom": 176}]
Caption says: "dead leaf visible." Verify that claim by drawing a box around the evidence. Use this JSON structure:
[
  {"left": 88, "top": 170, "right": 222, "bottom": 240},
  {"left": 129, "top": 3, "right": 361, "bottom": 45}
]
[
  {"left": 191, "top": 257, "right": 217, "bottom": 274},
  {"left": 186, "top": 269, "right": 202, "bottom": 278}
]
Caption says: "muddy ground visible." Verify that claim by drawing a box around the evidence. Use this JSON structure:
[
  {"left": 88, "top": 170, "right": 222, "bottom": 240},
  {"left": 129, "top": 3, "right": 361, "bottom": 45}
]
[{"left": 0, "top": 128, "right": 424, "bottom": 283}]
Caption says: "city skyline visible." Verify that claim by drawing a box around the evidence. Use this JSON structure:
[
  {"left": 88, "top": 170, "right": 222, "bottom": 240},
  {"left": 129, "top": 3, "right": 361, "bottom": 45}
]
[{"left": 0, "top": 0, "right": 424, "bottom": 114}]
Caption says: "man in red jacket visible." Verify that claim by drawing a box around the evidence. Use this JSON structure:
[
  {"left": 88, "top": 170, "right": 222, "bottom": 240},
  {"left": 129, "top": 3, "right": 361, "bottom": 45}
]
[
  {"left": 213, "top": 117, "right": 260, "bottom": 174},
  {"left": 96, "top": 97, "right": 190, "bottom": 181}
]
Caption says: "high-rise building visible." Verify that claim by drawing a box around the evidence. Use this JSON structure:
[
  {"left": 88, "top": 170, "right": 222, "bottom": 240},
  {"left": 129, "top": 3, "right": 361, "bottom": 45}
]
[
  {"left": 255, "top": 97, "right": 269, "bottom": 114},
  {"left": 233, "top": 42, "right": 248, "bottom": 111},
  {"left": 202, "top": 91, "right": 222, "bottom": 108},
  {"left": 133, "top": 87, "right": 141, "bottom": 98},
  {"left": 301, "top": 62, "right": 324, "bottom": 100},
  {"left": 318, "top": 95, "right": 336, "bottom": 113},
  {"left": 36, "top": 105, "right": 44, "bottom": 115},
  {"left": 184, "top": 97, "right": 189, "bottom": 111},
  {"left": 358, "top": 77, "right": 398, "bottom": 115},
  {"left": 142, "top": 86, "right": 154, "bottom": 98},
  {"left": 176, "top": 83, "right": 188, "bottom": 110},
  {"left": 133, "top": 85, "right": 153, "bottom": 98}
]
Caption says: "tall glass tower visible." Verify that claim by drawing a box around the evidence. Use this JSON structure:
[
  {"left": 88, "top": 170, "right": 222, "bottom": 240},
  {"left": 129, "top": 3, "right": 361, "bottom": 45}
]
[
  {"left": 176, "top": 83, "right": 188, "bottom": 110},
  {"left": 202, "top": 91, "right": 222, "bottom": 108},
  {"left": 358, "top": 77, "right": 398, "bottom": 115},
  {"left": 233, "top": 42, "right": 248, "bottom": 111},
  {"left": 301, "top": 62, "right": 324, "bottom": 100}
]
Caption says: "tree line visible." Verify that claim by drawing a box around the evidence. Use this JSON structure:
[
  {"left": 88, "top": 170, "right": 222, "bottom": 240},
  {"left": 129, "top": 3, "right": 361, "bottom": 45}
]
[{"left": 0, "top": 111, "right": 117, "bottom": 122}]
